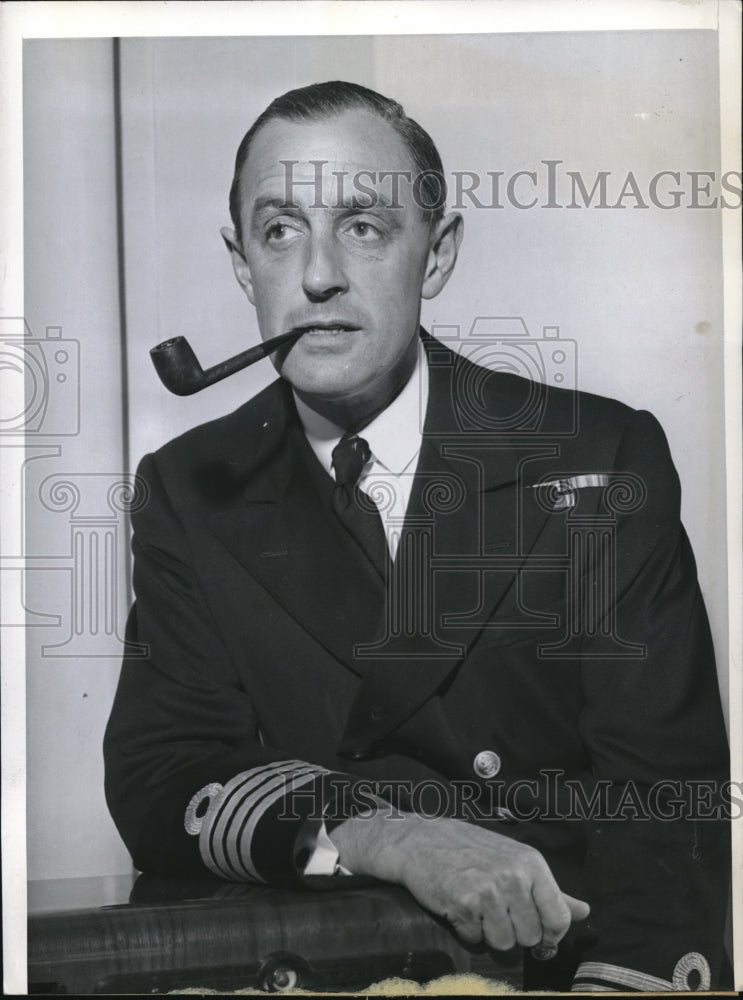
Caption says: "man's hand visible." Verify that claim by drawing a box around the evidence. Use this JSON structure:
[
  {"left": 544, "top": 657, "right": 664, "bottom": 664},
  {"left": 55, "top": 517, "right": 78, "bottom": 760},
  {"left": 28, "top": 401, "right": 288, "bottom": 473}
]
[{"left": 330, "top": 810, "right": 589, "bottom": 952}]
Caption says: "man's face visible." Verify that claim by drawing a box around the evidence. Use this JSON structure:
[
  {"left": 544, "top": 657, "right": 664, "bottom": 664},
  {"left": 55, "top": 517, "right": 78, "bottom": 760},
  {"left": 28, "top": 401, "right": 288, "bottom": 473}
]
[{"left": 224, "top": 110, "right": 454, "bottom": 413}]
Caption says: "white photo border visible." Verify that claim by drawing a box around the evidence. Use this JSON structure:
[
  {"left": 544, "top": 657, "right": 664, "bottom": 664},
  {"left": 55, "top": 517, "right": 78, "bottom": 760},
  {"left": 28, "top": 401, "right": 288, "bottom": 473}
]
[{"left": 1, "top": 2, "right": 740, "bottom": 994}]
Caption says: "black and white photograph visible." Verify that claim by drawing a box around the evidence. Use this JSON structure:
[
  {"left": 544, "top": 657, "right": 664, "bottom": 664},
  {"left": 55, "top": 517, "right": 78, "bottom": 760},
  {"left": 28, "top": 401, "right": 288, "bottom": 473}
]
[{"left": 1, "top": 1, "right": 741, "bottom": 994}]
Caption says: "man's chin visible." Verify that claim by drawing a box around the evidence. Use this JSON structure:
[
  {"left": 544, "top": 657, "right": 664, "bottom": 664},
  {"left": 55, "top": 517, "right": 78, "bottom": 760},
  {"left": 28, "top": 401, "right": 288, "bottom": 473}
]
[
  {"left": 279, "top": 345, "right": 367, "bottom": 397},
  {"left": 278, "top": 334, "right": 418, "bottom": 417},
  {"left": 285, "top": 371, "right": 368, "bottom": 403}
]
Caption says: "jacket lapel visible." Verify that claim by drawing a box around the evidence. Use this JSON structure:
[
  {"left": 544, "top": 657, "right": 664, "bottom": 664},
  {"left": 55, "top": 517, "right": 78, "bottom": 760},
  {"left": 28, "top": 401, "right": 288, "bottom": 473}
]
[
  {"left": 338, "top": 341, "right": 559, "bottom": 756},
  {"left": 203, "top": 345, "right": 563, "bottom": 756},
  {"left": 207, "top": 386, "right": 386, "bottom": 676}
]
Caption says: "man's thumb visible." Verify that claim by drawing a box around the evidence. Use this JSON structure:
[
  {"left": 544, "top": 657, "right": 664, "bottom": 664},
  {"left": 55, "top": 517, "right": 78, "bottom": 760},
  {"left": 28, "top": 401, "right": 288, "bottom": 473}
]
[{"left": 563, "top": 893, "right": 591, "bottom": 922}]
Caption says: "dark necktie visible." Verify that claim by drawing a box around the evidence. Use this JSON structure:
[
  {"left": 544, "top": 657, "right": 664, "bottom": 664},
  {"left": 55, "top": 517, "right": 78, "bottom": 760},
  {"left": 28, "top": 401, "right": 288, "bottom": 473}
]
[{"left": 331, "top": 434, "right": 389, "bottom": 578}]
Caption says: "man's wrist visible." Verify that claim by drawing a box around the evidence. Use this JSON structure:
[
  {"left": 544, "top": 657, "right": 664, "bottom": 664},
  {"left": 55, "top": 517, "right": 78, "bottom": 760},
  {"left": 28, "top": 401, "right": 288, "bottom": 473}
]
[
  {"left": 294, "top": 817, "right": 353, "bottom": 877},
  {"left": 328, "top": 805, "right": 425, "bottom": 883}
]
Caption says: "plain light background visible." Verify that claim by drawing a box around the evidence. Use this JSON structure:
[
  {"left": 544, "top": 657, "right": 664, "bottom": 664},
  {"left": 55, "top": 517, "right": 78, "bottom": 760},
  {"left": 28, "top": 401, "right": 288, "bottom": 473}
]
[{"left": 23, "top": 31, "right": 727, "bottom": 879}]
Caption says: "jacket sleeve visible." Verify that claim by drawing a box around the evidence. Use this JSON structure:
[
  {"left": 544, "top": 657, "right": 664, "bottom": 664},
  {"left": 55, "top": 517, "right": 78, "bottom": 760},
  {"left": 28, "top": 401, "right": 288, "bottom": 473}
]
[
  {"left": 570, "top": 408, "right": 731, "bottom": 991},
  {"left": 103, "top": 452, "right": 374, "bottom": 887}
]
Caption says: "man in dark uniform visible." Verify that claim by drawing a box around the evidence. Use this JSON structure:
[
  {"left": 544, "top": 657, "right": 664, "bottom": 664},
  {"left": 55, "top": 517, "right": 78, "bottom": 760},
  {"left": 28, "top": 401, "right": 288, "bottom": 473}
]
[{"left": 104, "top": 81, "right": 731, "bottom": 991}]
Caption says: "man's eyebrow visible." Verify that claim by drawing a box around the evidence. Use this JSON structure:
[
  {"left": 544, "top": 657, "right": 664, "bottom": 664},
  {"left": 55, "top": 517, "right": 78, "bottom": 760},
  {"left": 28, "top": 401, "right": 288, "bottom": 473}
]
[
  {"left": 251, "top": 193, "right": 402, "bottom": 217},
  {"left": 251, "top": 196, "right": 300, "bottom": 216}
]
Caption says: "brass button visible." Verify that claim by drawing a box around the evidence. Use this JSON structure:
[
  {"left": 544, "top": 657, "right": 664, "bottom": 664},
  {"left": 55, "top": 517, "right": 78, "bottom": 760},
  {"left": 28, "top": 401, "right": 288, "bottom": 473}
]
[{"left": 473, "top": 750, "right": 501, "bottom": 779}]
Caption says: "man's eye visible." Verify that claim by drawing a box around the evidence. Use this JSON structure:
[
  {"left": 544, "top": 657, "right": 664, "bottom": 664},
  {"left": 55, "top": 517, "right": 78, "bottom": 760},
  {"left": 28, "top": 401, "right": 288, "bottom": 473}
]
[
  {"left": 345, "top": 219, "right": 383, "bottom": 240},
  {"left": 265, "top": 222, "right": 300, "bottom": 243}
]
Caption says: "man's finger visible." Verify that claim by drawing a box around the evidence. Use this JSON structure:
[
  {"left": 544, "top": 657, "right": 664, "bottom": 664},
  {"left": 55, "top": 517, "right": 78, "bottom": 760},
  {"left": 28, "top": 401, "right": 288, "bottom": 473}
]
[
  {"left": 563, "top": 893, "right": 591, "bottom": 922},
  {"left": 530, "top": 873, "right": 572, "bottom": 945},
  {"left": 446, "top": 898, "right": 485, "bottom": 946},
  {"left": 481, "top": 894, "right": 517, "bottom": 952},
  {"left": 532, "top": 891, "right": 591, "bottom": 960},
  {"left": 530, "top": 892, "right": 591, "bottom": 961},
  {"left": 506, "top": 895, "right": 543, "bottom": 949},
  {"left": 448, "top": 916, "right": 483, "bottom": 946},
  {"left": 500, "top": 879, "right": 542, "bottom": 949}
]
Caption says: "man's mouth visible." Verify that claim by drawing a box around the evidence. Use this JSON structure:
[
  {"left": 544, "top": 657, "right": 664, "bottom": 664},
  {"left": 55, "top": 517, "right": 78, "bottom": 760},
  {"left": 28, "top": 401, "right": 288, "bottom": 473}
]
[{"left": 291, "top": 322, "right": 359, "bottom": 337}]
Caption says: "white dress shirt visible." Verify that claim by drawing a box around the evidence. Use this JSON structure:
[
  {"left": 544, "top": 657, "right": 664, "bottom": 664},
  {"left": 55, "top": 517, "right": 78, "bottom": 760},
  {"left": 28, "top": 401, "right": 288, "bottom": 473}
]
[
  {"left": 189, "top": 345, "right": 430, "bottom": 882},
  {"left": 293, "top": 340, "right": 429, "bottom": 561},
  {"left": 289, "top": 341, "right": 428, "bottom": 875}
]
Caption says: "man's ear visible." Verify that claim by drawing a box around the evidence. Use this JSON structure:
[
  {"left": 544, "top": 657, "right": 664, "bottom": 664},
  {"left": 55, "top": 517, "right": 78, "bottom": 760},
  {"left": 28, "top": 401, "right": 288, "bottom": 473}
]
[
  {"left": 421, "top": 212, "right": 463, "bottom": 301},
  {"left": 220, "top": 226, "right": 255, "bottom": 305}
]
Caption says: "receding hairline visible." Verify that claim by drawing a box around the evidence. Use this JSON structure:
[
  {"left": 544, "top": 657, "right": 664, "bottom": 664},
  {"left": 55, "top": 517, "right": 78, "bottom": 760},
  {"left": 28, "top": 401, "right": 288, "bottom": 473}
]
[
  {"left": 245, "top": 104, "right": 416, "bottom": 164},
  {"left": 230, "top": 103, "right": 446, "bottom": 239}
]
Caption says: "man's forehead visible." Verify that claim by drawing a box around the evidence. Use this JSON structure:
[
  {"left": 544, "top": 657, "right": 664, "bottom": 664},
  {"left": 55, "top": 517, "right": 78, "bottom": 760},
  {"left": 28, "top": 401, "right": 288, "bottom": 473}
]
[{"left": 240, "top": 110, "right": 416, "bottom": 198}]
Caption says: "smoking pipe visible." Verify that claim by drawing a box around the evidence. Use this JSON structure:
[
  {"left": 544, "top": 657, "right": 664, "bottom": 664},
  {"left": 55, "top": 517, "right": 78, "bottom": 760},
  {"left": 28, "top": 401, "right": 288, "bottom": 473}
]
[{"left": 149, "top": 330, "right": 302, "bottom": 395}]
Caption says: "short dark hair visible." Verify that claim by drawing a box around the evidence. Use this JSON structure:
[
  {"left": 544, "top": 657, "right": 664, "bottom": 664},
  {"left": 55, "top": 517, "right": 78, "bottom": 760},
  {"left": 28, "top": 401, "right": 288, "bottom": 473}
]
[{"left": 228, "top": 80, "right": 447, "bottom": 245}]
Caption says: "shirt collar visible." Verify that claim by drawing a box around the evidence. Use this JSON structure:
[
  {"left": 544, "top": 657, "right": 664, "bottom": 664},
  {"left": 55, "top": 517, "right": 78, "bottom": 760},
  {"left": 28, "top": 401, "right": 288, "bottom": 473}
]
[{"left": 293, "top": 339, "right": 429, "bottom": 477}]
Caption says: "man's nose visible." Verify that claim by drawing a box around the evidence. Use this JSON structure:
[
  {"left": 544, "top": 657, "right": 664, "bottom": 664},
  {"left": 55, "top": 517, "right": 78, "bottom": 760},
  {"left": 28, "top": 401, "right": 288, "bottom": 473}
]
[{"left": 302, "top": 231, "right": 348, "bottom": 301}]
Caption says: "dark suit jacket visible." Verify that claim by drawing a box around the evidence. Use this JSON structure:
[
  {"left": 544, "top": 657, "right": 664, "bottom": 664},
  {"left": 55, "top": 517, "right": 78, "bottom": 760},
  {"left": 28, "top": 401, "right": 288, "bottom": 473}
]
[{"left": 104, "top": 336, "right": 730, "bottom": 990}]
